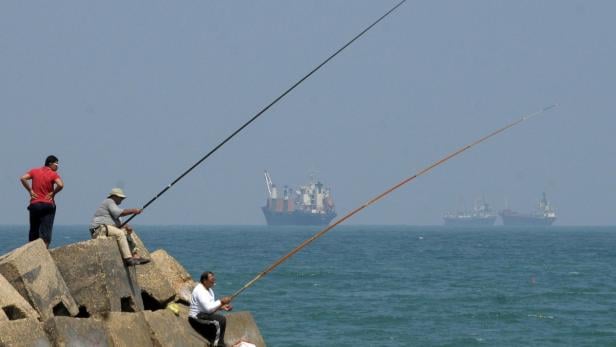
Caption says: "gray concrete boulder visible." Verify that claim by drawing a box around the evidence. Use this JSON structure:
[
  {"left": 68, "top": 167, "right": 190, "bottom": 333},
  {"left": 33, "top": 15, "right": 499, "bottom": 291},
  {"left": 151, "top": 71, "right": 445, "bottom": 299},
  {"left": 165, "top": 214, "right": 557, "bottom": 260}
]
[
  {"left": 130, "top": 232, "right": 176, "bottom": 308},
  {"left": 143, "top": 309, "right": 209, "bottom": 346},
  {"left": 225, "top": 312, "right": 267, "bottom": 347},
  {"left": 50, "top": 238, "right": 144, "bottom": 317},
  {"left": 150, "top": 249, "right": 197, "bottom": 303},
  {"left": 43, "top": 316, "right": 112, "bottom": 347},
  {"left": 0, "top": 272, "right": 39, "bottom": 322},
  {"left": 0, "top": 237, "right": 267, "bottom": 347},
  {"left": 0, "top": 318, "right": 51, "bottom": 347},
  {"left": 0, "top": 239, "right": 78, "bottom": 320},
  {"left": 103, "top": 312, "right": 154, "bottom": 346}
]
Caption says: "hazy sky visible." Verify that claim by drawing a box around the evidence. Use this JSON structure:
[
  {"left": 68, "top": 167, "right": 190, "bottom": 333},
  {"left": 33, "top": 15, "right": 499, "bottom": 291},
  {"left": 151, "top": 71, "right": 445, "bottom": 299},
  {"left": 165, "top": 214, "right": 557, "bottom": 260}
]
[{"left": 1, "top": 1, "right": 614, "bottom": 226}]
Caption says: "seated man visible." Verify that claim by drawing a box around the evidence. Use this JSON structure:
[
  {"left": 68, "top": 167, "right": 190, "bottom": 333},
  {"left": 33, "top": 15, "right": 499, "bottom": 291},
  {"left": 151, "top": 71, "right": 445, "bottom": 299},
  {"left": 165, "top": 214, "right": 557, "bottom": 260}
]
[
  {"left": 89, "top": 188, "right": 149, "bottom": 266},
  {"left": 189, "top": 271, "right": 233, "bottom": 347}
]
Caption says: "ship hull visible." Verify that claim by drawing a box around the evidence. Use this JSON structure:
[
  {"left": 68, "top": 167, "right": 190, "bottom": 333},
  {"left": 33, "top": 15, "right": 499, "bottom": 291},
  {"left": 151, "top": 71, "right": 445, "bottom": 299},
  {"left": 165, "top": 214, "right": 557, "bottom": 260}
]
[
  {"left": 262, "top": 207, "right": 336, "bottom": 226},
  {"left": 500, "top": 213, "right": 556, "bottom": 226},
  {"left": 443, "top": 216, "right": 497, "bottom": 226}
]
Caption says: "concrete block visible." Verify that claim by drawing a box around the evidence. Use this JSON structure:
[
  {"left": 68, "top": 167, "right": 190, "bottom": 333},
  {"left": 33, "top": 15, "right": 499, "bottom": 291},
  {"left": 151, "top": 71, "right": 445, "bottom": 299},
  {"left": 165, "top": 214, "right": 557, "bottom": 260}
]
[
  {"left": 43, "top": 316, "right": 112, "bottom": 347},
  {"left": 143, "top": 309, "right": 209, "bottom": 346},
  {"left": 0, "top": 318, "right": 51, "bottom": 347},
  {"left": 103, "top": 312, "right": 153, "bottom": 347},
  {"left": 0, "top": 272, "right": 39, "bottom": 322},
  {"left": 173, "top": 301, "right": 191, "bottom": 320},
  {"left": 0, "top": 239, "right": 78, "bottom": 320},
  {"left": 130, "top": 232, "right": 176, "bottom": 308},
  {"left": 150, "top": 249, "right": 197, "bottom": 303},
  {"left": 49, "top": 238, "right": 144, "bottom": 317},
  {"left": 225, "top": 312, "right": 267, "bottom": 347}
]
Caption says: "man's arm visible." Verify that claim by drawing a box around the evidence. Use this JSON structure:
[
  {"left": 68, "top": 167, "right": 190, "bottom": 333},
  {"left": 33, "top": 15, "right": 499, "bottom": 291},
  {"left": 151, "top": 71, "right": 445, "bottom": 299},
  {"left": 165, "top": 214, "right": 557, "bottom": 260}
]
[
  {"left": 219, "top": 296, "right": 233, "bottom": 311},
  {"left": 48, "top": 177, "right": 64, "bottom": 200},
  {"left": 19, "top": 173, "right": 36, "bottom": 199},
  {"left": 120, "top": 208, "right": 141, "bottom": 217}
]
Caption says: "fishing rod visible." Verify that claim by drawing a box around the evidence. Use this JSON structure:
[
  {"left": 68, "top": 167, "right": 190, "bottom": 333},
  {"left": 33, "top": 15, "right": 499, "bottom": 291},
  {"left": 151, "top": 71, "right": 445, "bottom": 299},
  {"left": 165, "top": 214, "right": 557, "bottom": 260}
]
[
  {"left": 120, "top": 0, "right": 407, "bottom": 227},
  {"left": 230, "top": 105, "right": 557, "bottom": 299}
]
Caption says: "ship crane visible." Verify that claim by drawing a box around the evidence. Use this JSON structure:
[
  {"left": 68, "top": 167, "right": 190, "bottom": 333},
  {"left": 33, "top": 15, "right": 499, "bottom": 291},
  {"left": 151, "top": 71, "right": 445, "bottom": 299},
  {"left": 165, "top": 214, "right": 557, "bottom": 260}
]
[{"left": 264, "top": 171, "right": 274, "bottom": 198}]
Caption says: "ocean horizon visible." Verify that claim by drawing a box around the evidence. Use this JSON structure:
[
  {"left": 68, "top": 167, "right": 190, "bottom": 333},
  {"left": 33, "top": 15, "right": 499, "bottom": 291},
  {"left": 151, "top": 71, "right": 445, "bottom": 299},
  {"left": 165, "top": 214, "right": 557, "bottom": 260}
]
[{"left": 1, "top": 225, "right": 615, "bottom": 346}]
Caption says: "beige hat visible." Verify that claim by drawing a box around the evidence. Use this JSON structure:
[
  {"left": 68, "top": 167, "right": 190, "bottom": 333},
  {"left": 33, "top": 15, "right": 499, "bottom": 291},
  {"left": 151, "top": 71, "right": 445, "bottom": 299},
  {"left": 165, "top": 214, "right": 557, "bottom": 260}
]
[{"left": 108, "top": 188, "right": 126, "bottom": 198}]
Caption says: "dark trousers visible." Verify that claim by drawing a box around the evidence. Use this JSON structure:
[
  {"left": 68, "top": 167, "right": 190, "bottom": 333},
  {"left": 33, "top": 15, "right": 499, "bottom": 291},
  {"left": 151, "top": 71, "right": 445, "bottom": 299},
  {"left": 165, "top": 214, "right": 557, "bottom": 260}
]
[
  {"left": 189, "top": 313, "right": 227, "bottom": 346},
  {"left": 28, "top": 202, "right": 56, "bottom": 244}
]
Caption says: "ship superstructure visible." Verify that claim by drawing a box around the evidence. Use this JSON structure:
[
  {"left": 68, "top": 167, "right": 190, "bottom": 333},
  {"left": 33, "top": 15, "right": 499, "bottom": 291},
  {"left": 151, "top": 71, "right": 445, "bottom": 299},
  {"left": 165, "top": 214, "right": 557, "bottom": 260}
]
[
  {"left": 499, "top": 192, "right": 556, "bottom": 226},
  {"left": 262, "top": 171, "right": 337, "bottom": 226},
  {"left": 443, "top": 198, "right": 497, "bottom": 226}
]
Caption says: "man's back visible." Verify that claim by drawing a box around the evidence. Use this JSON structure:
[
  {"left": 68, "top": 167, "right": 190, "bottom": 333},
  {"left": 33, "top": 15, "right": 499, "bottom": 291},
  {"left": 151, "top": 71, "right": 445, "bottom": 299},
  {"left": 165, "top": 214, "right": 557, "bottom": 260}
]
[
  {"left": 90, "top": 198, "right": 122, "bottom": 229},
  {"left": 28, "top": 166, "right": 60, "bottom": 205}
]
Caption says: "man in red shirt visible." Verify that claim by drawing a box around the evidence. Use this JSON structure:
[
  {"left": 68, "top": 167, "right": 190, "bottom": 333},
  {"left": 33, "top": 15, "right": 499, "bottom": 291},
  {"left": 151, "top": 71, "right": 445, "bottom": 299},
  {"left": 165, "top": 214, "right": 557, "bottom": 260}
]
[{"left": 20, "top": 155, "right": 64, "bottom": 248}]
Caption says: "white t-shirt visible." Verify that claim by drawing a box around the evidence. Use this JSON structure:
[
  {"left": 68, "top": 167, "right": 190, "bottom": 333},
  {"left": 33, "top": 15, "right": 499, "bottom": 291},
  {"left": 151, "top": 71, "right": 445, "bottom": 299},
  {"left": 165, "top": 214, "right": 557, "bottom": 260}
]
[{"left": 189, "top": 283, "right": 221, "bottom": 318}]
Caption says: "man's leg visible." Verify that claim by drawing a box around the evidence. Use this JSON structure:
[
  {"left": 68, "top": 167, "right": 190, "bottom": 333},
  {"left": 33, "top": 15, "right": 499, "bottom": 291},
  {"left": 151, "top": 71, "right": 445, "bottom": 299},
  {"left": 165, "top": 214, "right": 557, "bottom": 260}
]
[
  {"left": 104, "top": 225, "right": 132, "bottom": 259},
  {"left": 188, "top": 317, "right": 212, "bottom": 341},
  {"left": 28, "top": 203, "right": 43, "bottom": 242},
  {"left": 38, "top": 204, "right": 56, "bottom": 248},
  {"left": 216, "top": 314, "right": 227, "bottom": 346},
  {"left": 193, "top": 313, "right": 227, "bottom": 346}
]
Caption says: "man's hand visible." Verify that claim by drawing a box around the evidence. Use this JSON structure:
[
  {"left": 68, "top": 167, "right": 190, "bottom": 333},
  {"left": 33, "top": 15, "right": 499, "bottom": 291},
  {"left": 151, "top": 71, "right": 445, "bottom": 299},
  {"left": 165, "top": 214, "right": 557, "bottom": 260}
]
[
  {"left": 221, "top": 304, "right": 233, "bottom": 311},
  {"left": 220, "top": 296, "right": 232, "bottom": 305}
]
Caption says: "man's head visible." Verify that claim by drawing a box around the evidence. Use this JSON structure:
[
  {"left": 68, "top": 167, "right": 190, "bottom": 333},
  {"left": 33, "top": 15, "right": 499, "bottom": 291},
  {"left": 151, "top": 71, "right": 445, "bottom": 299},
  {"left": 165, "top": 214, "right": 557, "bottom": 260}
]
[
  {"left": 45, "top": 155, "right": 59, "bottom": 171},
  {"left": 200, "top": 271, "right": 216, "bottom": 289},
  {"left": 108, "top": 188, "right": 127, "bottom": 204}
]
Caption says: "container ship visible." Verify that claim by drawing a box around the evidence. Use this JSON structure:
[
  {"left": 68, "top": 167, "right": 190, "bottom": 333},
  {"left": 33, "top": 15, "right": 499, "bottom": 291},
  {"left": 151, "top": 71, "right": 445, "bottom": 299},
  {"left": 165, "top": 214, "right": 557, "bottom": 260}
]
[
  {"left": 261, "top": 171, "right": 337, "bottom": 226},
  {"left": 499, "top": 192, "right": 556, "bottom": 226},
  {"left": 443, "top": 199, "right": 497, "bottom": 226}
]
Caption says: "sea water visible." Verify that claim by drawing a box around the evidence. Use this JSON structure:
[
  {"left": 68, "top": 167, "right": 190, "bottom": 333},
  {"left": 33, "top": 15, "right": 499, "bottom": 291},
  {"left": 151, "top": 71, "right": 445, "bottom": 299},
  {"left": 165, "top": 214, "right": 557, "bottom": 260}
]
[{"left": 1, "top": 225, "right": 615, "bottom": 346}]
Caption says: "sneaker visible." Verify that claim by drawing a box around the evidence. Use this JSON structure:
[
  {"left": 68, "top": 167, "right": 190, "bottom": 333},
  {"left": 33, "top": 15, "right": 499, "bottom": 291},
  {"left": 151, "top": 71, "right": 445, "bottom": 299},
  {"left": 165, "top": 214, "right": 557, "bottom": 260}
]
[
  {"left": 124, "top": 257, "right": 150, "bottom": 266},
  {"left": 123, "top": 258, "right": 139, "bottom": 266},
  {"left": 134, "top": 257, "right": 150, "bottom": 265}
]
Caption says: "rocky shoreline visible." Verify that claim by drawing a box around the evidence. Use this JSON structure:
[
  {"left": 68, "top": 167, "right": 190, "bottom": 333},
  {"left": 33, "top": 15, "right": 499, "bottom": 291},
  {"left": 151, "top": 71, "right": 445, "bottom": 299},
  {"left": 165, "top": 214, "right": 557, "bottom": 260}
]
[{"left": 0, "top": 234, "right": 265, "bottom": 346}]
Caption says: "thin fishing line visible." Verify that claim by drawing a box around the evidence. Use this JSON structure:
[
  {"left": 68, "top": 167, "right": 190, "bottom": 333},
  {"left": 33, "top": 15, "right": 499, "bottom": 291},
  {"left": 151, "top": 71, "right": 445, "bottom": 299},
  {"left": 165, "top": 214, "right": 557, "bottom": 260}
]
[{"left": 121, "top": 0, "right": 408, "bottom": 227}]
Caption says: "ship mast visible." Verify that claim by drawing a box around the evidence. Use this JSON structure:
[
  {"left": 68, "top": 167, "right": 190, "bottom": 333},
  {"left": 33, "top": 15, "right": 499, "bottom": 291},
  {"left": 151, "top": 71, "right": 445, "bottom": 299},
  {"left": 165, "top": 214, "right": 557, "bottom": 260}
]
[{"left": 264, "top": 171, "right": 274, "bottom": 198}]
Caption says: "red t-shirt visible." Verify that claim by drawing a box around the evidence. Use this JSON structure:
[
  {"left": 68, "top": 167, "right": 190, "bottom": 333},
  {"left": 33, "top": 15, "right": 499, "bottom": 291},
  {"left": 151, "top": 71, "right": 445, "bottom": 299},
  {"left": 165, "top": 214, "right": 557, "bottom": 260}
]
[{"left": 28, "top": 166, "right": 61, "bottom": 205}]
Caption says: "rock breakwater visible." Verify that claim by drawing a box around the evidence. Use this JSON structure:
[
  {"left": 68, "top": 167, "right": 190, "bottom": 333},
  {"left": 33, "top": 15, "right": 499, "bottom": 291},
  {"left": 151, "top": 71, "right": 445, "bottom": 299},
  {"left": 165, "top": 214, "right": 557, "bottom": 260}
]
[{"left": 0, "top": 235, "right": 265, "bottom": 347}]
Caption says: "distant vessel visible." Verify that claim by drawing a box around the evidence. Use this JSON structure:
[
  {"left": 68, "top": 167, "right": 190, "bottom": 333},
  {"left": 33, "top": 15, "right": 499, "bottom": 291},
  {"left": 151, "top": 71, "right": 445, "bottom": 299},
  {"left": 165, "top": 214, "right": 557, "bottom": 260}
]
[
  {"left": 499, "top": 192, "right": 556, "bottom": 226},
  {"left": 261, "top": 171, "right": 337, "bottom": 226},
  {"left": 443, "top": 198, "right": 497, "bottom": 226}
]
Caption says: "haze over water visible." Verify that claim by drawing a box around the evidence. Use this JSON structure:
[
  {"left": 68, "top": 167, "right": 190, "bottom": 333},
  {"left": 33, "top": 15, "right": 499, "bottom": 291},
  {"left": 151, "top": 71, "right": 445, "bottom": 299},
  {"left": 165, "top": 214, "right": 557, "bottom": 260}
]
[
  {"left": 2, "top": 225, "right": 615, "bottom": 346},
  {"left": 2, "top": 1, "right": 616, "bottom": 226}
]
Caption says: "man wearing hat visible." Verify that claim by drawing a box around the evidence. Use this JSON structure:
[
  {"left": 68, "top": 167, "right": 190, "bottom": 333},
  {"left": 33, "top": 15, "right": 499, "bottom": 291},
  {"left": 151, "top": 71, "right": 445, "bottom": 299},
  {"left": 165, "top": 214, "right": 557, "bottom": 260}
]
[{"left": 89, "top": 188, "right": 149, "bottom": 266}]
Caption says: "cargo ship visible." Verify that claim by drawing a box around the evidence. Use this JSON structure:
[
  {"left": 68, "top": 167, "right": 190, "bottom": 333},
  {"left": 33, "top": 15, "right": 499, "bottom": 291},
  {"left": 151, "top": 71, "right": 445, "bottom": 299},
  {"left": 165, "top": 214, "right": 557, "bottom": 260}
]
[
  {"left": 499, "top": 192, "right": 556, "bottom": 226},
  {"left": 262, "top": 171, "right": 337, "bottom": 226},
  {"left": 443, "top": 199, "right": 497, "bottom": 226}
]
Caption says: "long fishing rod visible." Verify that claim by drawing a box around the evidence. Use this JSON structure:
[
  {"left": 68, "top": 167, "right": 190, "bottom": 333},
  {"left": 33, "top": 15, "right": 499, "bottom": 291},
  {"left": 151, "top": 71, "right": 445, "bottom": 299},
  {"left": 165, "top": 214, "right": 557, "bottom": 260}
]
[
  {"left": 231, "top": 105, "right": 557, "bottom": 299},
  {"left": 120, "top": 0, "right": 407, "bottom": 227}
]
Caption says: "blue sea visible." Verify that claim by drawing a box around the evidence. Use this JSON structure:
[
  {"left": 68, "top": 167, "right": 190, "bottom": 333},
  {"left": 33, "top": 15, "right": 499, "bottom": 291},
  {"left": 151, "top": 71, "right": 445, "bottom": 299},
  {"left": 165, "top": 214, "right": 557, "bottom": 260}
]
[{"left": 1, "top": 225, "right": 616, "bottom": 346}]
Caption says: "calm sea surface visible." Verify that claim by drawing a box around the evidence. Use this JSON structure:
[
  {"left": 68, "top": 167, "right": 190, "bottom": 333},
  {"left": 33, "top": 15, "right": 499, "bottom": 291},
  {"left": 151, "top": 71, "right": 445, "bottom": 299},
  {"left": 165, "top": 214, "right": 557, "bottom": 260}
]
[{"left": 1, "top": 225, "right": 616, "bottom": 346}]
